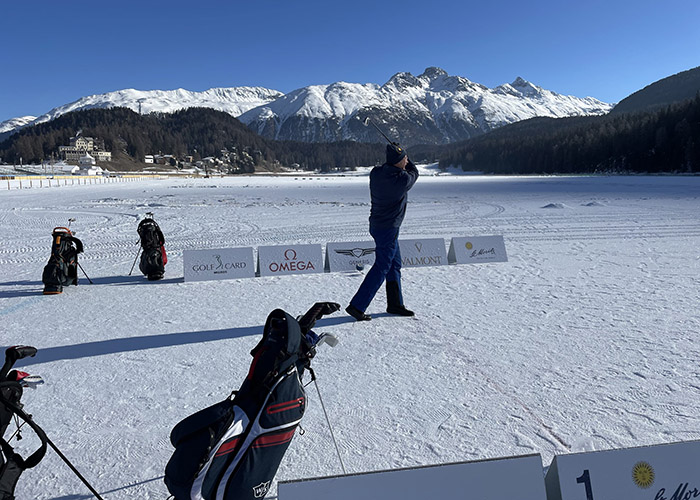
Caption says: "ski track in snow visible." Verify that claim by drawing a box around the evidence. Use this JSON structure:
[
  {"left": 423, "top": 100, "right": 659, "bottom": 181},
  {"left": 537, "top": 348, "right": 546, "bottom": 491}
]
[{"left": 1, "top": 174, "right": 700, "bottom": 499}]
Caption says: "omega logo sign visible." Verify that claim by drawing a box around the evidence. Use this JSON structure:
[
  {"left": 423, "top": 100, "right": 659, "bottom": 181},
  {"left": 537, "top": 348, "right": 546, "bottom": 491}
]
[
  {"left": 268, "top": 248, "right": 316, "bottom": 273},
  {"left": 259, "top": 244, "right": 323, "bottom": 276}
]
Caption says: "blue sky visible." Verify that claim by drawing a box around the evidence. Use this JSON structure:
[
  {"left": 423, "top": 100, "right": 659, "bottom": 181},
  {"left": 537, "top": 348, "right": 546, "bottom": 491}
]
[{"left": 1, "top": 0, "right": 698, "bottom": 123}]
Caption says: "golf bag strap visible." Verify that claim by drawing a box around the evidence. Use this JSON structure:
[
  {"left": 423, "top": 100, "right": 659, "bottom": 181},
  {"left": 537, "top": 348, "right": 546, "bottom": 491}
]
[
  {"left": 0, "top": 438, "right": 25, "bottom": 500},
  {"left": 0, "top": 394, "right": 48, "bottom": 469}
]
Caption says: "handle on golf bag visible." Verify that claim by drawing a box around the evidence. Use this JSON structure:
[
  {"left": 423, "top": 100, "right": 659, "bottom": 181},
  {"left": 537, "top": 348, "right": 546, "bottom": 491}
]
[{"left": 0, "top": 346, "right": 37, "bottom": 382}]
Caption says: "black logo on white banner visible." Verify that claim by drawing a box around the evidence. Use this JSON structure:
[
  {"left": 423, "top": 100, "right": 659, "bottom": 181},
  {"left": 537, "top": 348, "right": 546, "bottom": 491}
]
[{"left": 334, "top": 247, "right": 375, "bottom": 258}]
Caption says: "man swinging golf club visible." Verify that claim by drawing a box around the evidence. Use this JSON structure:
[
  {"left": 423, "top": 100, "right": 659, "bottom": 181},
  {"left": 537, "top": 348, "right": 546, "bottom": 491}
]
[{"left": 346, "top": 140, "right": 419, "bottom": 321}]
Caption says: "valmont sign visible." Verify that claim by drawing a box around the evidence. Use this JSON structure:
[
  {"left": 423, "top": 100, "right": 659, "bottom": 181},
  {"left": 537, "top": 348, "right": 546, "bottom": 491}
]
[
  {"left": 448, "top": 235, "right": 508, "bottom": 264},
  {"left": 279, "top": 453, "right": 546, "bottom": 500},
  {"left": 257, "top": 244, "right": 323, "bottom": 277},
  {"left": 325, "top": 241, "right": 376, "bottom": 272},
  {"left": 398, "top": 238, "right": 447, "bottom": 268},
  {"left": 545, "top": 440, "right": 700, "bottom": 500},
  {"left": 183, "top": 248, "right": 255, "bottom": 282}
]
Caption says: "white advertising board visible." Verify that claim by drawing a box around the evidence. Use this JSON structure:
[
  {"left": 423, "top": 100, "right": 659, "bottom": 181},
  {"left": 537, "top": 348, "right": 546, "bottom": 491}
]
[
  {"left": 325, "top": 241, "right": 376, "bottom": 272},
  {"left": 279, "top": 454, "right": 546, "bottom": 500},
  {"left": 183, "top": 247, "right": 255, "bottom": 282},
  {"left": 545, "top": 440, "right": 700, "bottom": 500},
  {"left": 448, "top": 235, "right": 508, "bottom": 264},
  {"left": 398, "top": 238, "right": 447, "bottom": 268},
  {"left": 257, "top": 244, "right": 323, "bottom": 277}
]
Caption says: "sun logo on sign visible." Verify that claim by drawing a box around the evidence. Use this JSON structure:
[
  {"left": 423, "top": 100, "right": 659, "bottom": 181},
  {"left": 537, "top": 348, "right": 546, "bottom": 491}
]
[
  {"left": 465, "top": 242, "right": 473, "bottom": 250},
  {"left": 632, "top": 461, "right": 654, "bottom": 489}
]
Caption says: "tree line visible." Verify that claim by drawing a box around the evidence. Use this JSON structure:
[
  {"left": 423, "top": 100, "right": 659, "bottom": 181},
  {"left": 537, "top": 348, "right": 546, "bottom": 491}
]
[
  {"left": 0, "top": 107, "right": 385, "bottom": 171},
  {"left": 436, "top": 94, "right": 700, "bottom": 174}
]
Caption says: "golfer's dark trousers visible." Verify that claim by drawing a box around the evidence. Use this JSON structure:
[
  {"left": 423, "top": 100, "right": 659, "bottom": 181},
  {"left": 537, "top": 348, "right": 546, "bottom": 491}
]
[{"left": 349, "top": 226, "right": 403, "bottom": 312}]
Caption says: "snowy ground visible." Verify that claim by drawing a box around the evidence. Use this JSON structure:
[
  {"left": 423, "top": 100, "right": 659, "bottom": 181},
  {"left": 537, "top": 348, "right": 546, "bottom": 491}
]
[{"left": 1, "top": 172, "right": 700, "bottom": 499}]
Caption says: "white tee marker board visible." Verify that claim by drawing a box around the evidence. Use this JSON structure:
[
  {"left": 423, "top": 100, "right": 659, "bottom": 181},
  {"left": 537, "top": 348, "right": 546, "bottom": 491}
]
[
  {"left": 183, "top": 247, "right": 255, "bottom": 282},
  {"left": 448, "top": 235, "right": 508, "bottom": 264},
  {"left": 325, "top": 240, "right": 376, "bottom": 272},
  {"left": 257, "top": 244, "right": 323, "bottom": 277},
  {"left": 545, "top": 439, "right": 700, "bottom": 500},
  {"left": 398, "top": 238, "right": 447, "bottom": 268},
  {"left": 279, "top": 454, "right": 547, "bottom": 500}
]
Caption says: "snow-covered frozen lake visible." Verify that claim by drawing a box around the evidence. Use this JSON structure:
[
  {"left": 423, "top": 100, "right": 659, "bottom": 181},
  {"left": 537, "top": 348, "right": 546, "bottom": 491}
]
[{"left": 2, "top": 172, "right": 700, "bottom": 499}]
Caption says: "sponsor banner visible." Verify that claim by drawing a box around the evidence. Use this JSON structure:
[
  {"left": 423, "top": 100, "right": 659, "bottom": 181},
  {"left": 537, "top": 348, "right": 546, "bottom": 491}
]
[
  {"left": 183, "top": 248, "right": 255, "bottom": 282},
  {"left": 545, "top": 440, "right": 700, "bottom": 500},
  {"left": 325, "top": 241, "right": 376, "bottom": 272},
  {"left": 398, "top": 238, "right": 447, "bottom": 268},
  {"left": 279, "top": 454, "right": 546, "bottom": 500},
  {"left": 448, "top": 235, "right": 508, "bottom": 264},
  {"left": 257, "top": 244, "right": 323, "bottom": 277}
]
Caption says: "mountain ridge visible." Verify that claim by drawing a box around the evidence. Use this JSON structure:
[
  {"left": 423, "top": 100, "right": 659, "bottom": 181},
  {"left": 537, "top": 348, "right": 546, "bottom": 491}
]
[{"left": 0, "top": 68, "right": 612, "bottom": 146}]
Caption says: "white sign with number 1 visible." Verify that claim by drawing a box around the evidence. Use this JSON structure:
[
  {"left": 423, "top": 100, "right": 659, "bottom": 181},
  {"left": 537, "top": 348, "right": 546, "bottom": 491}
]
[{"left": 545, "top": 440, "right": 700, "bottom": 500}]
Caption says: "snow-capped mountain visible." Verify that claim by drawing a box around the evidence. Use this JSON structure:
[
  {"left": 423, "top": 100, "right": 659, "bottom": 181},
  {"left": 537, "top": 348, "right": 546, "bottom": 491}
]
[
  {"left": 2, "top": 87, "right": 284, "bottom": 137},
  {"left": 0, "top": 115, "right": 37, "bottom": 134},
  {"left": 1, "top": 68, "right": 612, "bottom": 146},
  {"left": 240, "top": 67, "right": 612, "bottom": 145}
]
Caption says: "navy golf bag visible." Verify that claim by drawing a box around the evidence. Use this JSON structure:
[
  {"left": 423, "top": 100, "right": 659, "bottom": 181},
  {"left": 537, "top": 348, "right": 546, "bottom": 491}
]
[
  {"left": 137, "top": 217, "right": 167, "bottom": 280},
  {"left": 0, "top": 346, "right": 47, "bottom": 500},
  {"left": 164, "top": 302, "right": 340, "bottom": 500},
  {"left": 42, "top": 227, "right": 83, "bottom": 295}
]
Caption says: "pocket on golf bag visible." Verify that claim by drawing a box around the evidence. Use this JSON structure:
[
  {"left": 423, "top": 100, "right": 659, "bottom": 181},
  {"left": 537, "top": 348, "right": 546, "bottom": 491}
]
[
  {"left": 41, "top": 258, "right": 68, "bottom": 287},
  {"left": 139, "top": 247, "right": 164, "bottom": 277},
  {"left": 164, "top": 398, "right": 238, "bottom": 499},
  {"left": 210, "top": 370, "right": 306, "bottom": 500}
]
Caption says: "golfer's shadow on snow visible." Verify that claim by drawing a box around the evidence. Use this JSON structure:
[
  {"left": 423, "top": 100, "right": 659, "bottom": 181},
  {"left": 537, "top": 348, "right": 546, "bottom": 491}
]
[
  {"left": 16, "top": 315, "right": 358, "bottom": 368},
  {"left": 17, "top": 325, "right": 261, "bottom": 368}
]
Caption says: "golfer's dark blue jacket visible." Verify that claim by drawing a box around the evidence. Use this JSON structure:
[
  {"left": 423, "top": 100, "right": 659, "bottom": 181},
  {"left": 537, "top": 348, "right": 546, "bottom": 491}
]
[{"left": 368, "top": 161, "right": 419, "bottom": 229}]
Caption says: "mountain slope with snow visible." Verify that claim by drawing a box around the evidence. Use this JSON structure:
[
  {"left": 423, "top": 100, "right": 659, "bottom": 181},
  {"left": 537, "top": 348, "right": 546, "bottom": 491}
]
[
  {"left": 0, "top": 115, "right": 37, "bottom": 134},
  {"left": 1, "top": 68, "right": 612, "bottom": 146},
  {"left": 240, "top": 68, "right": 612, "bottom": 145},
  {"left": 8, "top": 87, "right": 284, "bottom": 134}
]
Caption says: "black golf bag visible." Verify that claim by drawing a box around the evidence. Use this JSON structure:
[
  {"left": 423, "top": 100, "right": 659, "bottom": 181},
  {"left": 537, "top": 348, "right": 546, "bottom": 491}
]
[
  {"left": 164, "top": 302, "right": 340, "bottom": 500},
  {"left": 137, "top": 218, "right": 167, "bottom": 280},
  {"left": 0, "top": 346, "right": 47, "bottom": 500},
  {"left": 42, "top": 227, "right": 84, "bottom": 295}
]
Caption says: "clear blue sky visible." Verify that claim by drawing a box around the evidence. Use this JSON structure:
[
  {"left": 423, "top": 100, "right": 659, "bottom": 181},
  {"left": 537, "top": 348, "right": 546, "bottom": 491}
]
[{"left": 1, "top": 0, "right": 699, "bottom": 123}]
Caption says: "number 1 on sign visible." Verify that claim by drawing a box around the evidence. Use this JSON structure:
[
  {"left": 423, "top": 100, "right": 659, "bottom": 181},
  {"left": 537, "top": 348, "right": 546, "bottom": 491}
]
[{"left": 576, "top": 469, "right": 594, "bottom": 500}]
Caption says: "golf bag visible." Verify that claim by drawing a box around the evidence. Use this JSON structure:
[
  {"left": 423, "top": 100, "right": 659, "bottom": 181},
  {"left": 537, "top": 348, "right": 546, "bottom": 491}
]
[
  {"left": 137, "top": 217, "right": 167, "bottom": 280},
  {"left": 164, "top": 302, "right": 340, "bottom": 500},
  {"left": 42, "top": 227, "right": 83, "bottom": 295},
  {"left": 0, "top": 346, "right": 48, "bottom": 500}
]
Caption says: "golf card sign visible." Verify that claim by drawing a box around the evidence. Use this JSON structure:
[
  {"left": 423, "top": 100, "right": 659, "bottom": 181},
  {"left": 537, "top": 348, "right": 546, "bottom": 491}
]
[
  {"left": 257, "top": 244, "right": 323, "bottom": 277},
  {"left": 279, "top": 453, "right": 546, "bottom": 500},
  {"left": 448, "top": 235, "right": 508, "bottom": 264},
  {"left": 184, "top": 247, "right": 255, "bottom": 281},
  {"left": 325, "top": 241, "right": 376, "bottom": 272},
  {"left": 544, "top": 439, "right": 700, "bottom": 500},
  {"left": 398, "top": 238, "right": 447, "bottom": 268}
]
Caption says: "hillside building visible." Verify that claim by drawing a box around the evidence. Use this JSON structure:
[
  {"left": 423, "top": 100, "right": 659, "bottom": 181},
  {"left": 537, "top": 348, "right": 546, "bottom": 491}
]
[{"left": 58, "top": 133, "right": 112, "bottom": 163}]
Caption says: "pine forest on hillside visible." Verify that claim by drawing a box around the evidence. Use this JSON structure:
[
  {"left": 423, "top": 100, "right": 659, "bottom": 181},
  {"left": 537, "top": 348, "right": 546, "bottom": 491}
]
[{"left": 437, "top": 94, "right": 700, "bottom": 174}]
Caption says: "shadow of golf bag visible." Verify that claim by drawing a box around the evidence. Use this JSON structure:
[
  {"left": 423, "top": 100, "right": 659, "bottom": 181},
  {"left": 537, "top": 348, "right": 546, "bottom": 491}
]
[
  {"left": 42, "top": 227, "right": 84, "bottom": 295},
  {"left": 137, "top": 218, "right": 167, "bottom": 280},
  {"left": 0, "top": 346, "right": 48, "bottom": 500},
  {"left": 164, "top": 302, "right": 340, "bottom": 500}
]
